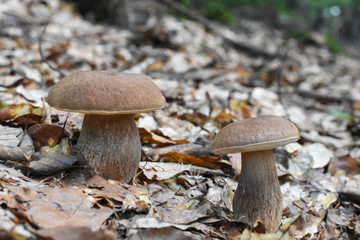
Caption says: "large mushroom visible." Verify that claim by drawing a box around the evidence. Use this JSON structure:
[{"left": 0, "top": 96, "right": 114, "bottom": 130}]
[
  {"left": 47, "top": 71, "right": 165, "bottom": 182},
  {"left": 212, "top": 115, "right": 300, "bottom": 232}
]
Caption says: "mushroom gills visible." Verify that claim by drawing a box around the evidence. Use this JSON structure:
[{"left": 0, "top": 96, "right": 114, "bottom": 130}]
[{"left": 233, "top": 150, "right": 282, "bottom": 233}]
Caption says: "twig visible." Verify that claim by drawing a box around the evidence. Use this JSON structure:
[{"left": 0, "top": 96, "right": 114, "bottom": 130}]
[
  {"left": 294, "top": 89, "right": 357, "bottom": 104},
  {"left": 275, "top": 41, "right": 291, "bottom": 120},
  {"left": 158, "top": 0, "right": 280, "bottom": 59},
  {"left": 38, "top": 20, "right": 66, "bottom": 77}
]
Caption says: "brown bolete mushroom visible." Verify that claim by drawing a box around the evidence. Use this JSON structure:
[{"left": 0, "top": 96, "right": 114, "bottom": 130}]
[
  {"left": 212, "top": 115, "right": 299, "bottom": 232},
  {"left": 47, "top": 71, "right": 165, "bottom": 182}
]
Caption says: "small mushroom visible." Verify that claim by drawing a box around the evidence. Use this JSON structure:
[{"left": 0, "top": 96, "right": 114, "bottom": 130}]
[
  {"left": 47, "top": 71, "right": 165, "bottom": 182},
  {"left": 212, "top": 115, "right": 300, "bottom": 232}
]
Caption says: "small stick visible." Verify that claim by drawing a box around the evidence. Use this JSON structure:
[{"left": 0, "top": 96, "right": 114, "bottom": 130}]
[{"left": 38, "top": 20, "right": 66, "bottom": 77}]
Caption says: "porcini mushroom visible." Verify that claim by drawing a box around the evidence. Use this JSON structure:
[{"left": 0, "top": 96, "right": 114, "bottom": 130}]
[
  {"left": 47, "top": 71, "right": 165, "bottom": 182},
  {"left": 212, "top": 115, "right": 299, "bottom": 232}
]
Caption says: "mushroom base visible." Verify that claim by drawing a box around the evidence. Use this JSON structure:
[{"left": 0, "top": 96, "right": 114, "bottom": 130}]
[
  {"left": 233, "top": 150, "right": 282, "bottom": 233},
  {"left": 77, "top": 114, "right": 141, "bottom": 182}
]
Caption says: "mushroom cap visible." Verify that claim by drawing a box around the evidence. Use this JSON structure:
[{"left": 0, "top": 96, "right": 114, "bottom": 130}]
[
  {"left": 47, "top": 71, "right": 166, "bottom": 114},
  {"left": 212, "top": 115, "right": 300, "bottom": 154}
]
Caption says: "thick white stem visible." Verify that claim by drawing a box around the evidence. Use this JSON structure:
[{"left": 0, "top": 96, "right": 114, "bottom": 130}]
[
  {"left": 233, "top": 150, "right": 282, "bottom": 232},
  {"left": 77, "top": 114, "right": 141, "bottom": 182}
]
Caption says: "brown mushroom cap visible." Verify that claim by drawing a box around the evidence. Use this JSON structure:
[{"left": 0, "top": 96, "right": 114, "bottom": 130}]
[
  {"left": 47, "top": 71, "right": 166, "bottom": 114},
  {"left": 212, "top": 115, "right": 300, "bottom": 154}
]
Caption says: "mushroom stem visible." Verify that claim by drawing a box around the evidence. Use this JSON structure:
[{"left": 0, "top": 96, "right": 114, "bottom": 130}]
[
  {"left": 77, "top": 114, "right": 141, "bottom": 182},
  {"left": 233, "top": 150, "right": 282, "bottom": 232}
]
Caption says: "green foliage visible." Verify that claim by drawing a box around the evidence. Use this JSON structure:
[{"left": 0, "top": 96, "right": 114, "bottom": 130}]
[
  {"left": 200, "top": 0, "right": 234, "bottom": 24},
  {"left": 199, "top": 0, "right": 358, "bottom": 20},
  {"left": 331, "top": 109, "right": 354, "bottom": 120},
  {"left": 181, "top": 0, "right": 190, "bottom": 8},
  {"left": 194, "top": 0, "right": 357, "bottom": 55},
  {"left": 0, "top": 100, "right": 8, "bottom": 109},
  {"left": 325, "top": 33, "right": 346, "bottom": 55}
]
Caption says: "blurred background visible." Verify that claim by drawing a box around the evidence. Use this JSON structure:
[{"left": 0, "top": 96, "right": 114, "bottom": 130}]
[{"left": 69, "top": 0, "right": 360, "bottom": 57}]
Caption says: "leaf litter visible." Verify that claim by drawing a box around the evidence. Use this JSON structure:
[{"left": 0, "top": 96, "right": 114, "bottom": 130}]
[{"left": 0, "top": 0, "right": 360, "bottom": 239}]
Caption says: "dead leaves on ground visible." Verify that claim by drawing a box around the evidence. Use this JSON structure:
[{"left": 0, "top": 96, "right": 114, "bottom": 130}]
[
  {"left": 0, "top": 122, "right": 78, "bottom": 176},
  {"left": 1, "top": 0, "right": 360, "bottom": 239},
  {"left": 139, "top": 128, "right": 187, "bottom": 147},
  {"left": 0, "top": 166, "right": 114, "bottom": 238},
  {"left": 0, "top": 103, "right": 46, "bottom": 125},
  {"left": 160, "top": 152, "right": 229, "bottom": 170}
]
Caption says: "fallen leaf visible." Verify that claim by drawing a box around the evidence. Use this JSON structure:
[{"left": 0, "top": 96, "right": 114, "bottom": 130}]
[
  {"left": 0, "top": 75, "right": 23, "bottom": 87},
  {"left": 36, "top": 226, "right": 117, "bottom": 240},
  {"left": 328, "top": 155, "right": 360, "bottom": 176},
  {"left": 28, "top": 123, "right": 68, "bottom": 149},
  {"left": 139, "top": 161, "right": 191, "bottom": 180},
  {"left": 146, "top": 60, "right": 164, "bottom": 71},
  {"left": 0, "top": 125, "right": 23, "bottom": 147},
  {"left": 82, "top": 175, "right": 151, "bottom": 212},
  {"left": 139, "top": 128, "right": 187, "bottom": 147},
  {"left": 228, "top": 153, "right": 242, "bottom": 176},
  {"left": 0, "top": 145, "right": 30, "bottom": 163},
  {"left": 229, "top": 99, "right": 252, "bottom": 119},
  {"left": 213, "top": 112, "right": 233, "bottom": 127},
  {"left": 179, "top": 112, "right": 210, "bottom": 127},
  {"left": 221, "top": 183, "right": 234, "bottom": 212},
  {"left": 304, "top": 143, "right": 333, "bottom": 169},
  {"left": 161, "top": 152, "right": 228, "bottom": 170},
  {"left": 127, "top": 226, "right": 200, "bottom": 240},
  {"left": 0, "top": 103, "right": 45, "bottom": 125},
  {"left": 29, "top": 139, "right": 77, "bottom": 175},
  {"left": 155, "top": 206, "right": 207, "bottom": 225}
]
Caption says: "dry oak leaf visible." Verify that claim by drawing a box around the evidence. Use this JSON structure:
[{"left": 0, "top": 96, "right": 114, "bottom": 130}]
[
  {"left": 161, "top": 152, "right": 228, "bottom": 170},
  {"left": 139, "top": 161, "right": 191, "bottom": 181},
  {"left": 28, "top": 123, "right": 69, "bottom": 149},
  {"left": 82, "top": 175, "right": 151, "bottom": 212},
  {"left": 0, "top": 103, "right": 45, "bottom": 125},
  {"left": 26, "top": 186, "right": 114, "bottom": 230},
  {"left": 139, "top": 128, "right": 187, "bottom": 147}
]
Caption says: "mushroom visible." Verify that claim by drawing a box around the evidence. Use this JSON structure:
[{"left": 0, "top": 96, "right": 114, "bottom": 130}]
[
  {"left": 47, "top": 71, "right": 165, "bottom": 182},
  {"left": 212, "top": 115, "right": 299, "bottom": 232}
]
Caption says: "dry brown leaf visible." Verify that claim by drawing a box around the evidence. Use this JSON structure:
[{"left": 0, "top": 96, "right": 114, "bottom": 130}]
[
  {"left": 179, "top": 113, "right": 210, "bottom": 127},
  {"left": 0, "top": 191, "right": 21, "bottom": 209},
  {"left": 36, "top": 226, "right": 117, "bottom": 240},
  {"left": 213, "top": 112, "right": 233, "bottom": 127},
  {"left": 229, "top": 99, "right": 252, "bottom": 119},
  {"left": 234, "top": 67, "right": 250, "bottom": 78},
  {"left": 228, "top": 153, "right": 242, "bottom": 176},
  {"left": 0, "top": 125, "right": 23, "bottom": 147},
  {"left": 139, "top": 128, "right": 187, "bottom": 147},
  {"left": 26, "top": 186, "right": 114, "bottom": 230},
  {"left": 28, "top": 123, "right": 69, "bottom": 149},
  {"left": 155, "top": 206, "right": 207, "bottom": 225},
  {"left": 146, "top": 60, "right": 164, "bottom": 71},
  {"left": 6, "top": 185, "right": 42, "bottom": 202},
  {"left": 354, "top": 102, "right": 360, "bottom": 111},
  {"left": 82, "top": 175, "right": 151, "bottom": 211},
  {"left": 0, "top": 146, "right": 30, "bottom": 163},
  {"left": 0, "top": 104, "right": 45, "bottom": 125},
  {"left": 139, "top": 161, "right": 191, "bottom": 181},
  {"left": 328, "top": 155, "right": 360, "bottom": 176},
  {"left": 161, "top": 152, "right": 226, "bottom": 170},
  {"left": 29, "top": 139, "right": 77, "bottom": 175},
  {"left": 46, "top": 44, "right": 64, "bottom": 60}
]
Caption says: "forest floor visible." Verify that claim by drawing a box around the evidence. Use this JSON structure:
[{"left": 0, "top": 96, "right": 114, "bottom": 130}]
[{"left": 0, "top": 0, "right": 360, "bottom": 239}]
